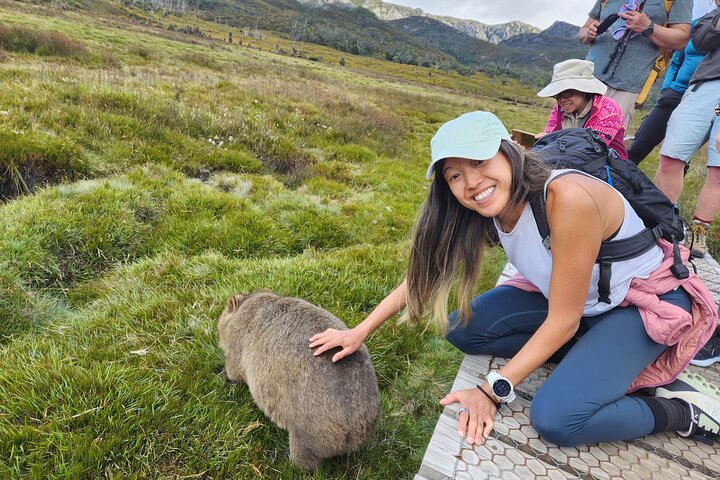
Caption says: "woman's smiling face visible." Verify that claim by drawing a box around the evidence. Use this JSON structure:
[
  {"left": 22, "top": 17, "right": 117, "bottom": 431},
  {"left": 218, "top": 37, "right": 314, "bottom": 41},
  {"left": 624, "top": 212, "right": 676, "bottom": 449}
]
[
  {"left": 554, "top": 89, "right": 590, "bottom": 114},
  {"left": 442, "top": 151, "right": 516, "bottom": 222}
]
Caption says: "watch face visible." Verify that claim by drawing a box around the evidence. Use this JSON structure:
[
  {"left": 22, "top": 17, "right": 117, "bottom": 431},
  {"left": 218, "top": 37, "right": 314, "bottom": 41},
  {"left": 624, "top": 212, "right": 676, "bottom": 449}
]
[{"left": 492, "top": 379, "right": 512, "bottom": 398}]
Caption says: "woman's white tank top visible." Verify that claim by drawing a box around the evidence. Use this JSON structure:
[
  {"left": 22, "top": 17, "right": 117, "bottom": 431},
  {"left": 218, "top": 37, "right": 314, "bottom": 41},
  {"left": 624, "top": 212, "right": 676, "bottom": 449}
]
[{"left": 492, "top": 169, "right": 664, "bottom": 316}]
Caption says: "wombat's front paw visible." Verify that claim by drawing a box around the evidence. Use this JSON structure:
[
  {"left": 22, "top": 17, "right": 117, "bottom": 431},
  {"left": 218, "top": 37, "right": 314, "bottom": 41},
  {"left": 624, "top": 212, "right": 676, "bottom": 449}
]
[
  {"left": 265, "top": 448, "right": 285, "bottom": 464},
  {"left": 217, "top": 366, "right": 235, "bottom": 384}
]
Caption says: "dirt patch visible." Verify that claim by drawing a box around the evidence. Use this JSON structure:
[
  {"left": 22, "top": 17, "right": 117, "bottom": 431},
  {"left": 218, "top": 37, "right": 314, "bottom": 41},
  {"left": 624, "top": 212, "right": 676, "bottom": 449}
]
[{"left": 0, "top": 159, "right": 75, "bottom": 201}]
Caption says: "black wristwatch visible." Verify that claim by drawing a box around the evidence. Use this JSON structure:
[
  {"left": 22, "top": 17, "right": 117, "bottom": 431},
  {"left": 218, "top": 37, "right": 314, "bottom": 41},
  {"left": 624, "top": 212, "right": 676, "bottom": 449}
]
[{"left": 642, "top": 22, "right": 655, "bottom": 37}]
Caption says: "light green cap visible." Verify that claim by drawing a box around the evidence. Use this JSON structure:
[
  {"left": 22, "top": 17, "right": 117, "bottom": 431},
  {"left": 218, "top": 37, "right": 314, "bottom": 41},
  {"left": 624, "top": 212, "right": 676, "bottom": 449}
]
[{"left": 427, "top": 111, "right": 511, "bottom": 180}]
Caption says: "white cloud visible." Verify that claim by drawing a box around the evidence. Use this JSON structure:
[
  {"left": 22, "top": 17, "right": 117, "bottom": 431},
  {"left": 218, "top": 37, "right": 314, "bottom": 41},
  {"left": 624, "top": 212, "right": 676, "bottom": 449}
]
[
  {"left": 694, "top": 1, "right": 718, "bottom": 19},
  {"left": 389, "top": 0, "right": 719, "bottom": 29},
  {"left": 388, "top": 0, "right": 598, "bottom": 29}
]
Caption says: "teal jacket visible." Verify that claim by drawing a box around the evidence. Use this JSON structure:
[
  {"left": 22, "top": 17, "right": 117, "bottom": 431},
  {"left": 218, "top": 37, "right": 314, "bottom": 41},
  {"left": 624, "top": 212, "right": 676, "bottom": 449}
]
[{"left": 661, "top": 19, "right": 705, "bottom": 93}]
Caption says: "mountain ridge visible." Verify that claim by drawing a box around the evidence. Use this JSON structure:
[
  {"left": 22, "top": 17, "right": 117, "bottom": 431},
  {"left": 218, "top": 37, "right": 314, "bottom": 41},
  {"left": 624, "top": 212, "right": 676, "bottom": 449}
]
[
  {"left": 98, "top": 0, "right": 587, "bottom": 86},
  {"left": 296, "top": 0, "right": 542, "bottom": 43}
]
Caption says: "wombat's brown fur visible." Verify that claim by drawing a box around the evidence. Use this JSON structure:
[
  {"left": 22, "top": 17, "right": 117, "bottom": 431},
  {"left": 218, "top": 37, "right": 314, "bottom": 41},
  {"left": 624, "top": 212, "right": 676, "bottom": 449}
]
[{"left": 217, "top": 290, "right": 380, "bottom": 471}]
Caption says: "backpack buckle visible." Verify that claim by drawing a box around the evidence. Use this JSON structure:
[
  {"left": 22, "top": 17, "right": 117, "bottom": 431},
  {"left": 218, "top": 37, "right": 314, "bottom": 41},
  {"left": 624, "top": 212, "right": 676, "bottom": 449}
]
[{"left": 598, "top": 258, "right": 612, "bottom": 304}]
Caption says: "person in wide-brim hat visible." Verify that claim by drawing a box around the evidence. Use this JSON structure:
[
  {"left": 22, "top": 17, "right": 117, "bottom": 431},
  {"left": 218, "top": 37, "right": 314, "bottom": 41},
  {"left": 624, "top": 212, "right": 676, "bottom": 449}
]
[
  {"left": 537, "top": 58, "right": 607, "bottom": 99},
  {"left": 537, "top": 58, "right": 628, "bottom": 159}
]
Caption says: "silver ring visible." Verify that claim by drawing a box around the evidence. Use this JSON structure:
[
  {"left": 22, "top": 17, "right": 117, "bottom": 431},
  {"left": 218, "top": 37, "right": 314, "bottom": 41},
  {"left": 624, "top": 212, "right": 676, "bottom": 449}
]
[{"left": 458, "top": 407, "right": 470, "bottom": 415}]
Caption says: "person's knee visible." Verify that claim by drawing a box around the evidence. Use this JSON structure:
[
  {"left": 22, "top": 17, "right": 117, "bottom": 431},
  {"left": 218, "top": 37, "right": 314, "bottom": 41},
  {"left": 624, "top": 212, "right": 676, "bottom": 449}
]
[
  {"left": 706, "top": 166, "right": 720, "bottom": 184},
  {"left": 446, "top": 311, "right": 471, "bottom": 351},
  {"left": 530, "top": 389, "right": 583, "bottom": 446},
  {"left": 657, "top": 155, "right": 686, "bottom": 175},
  {"left": 445, "top": 317, "right": 487, "bottom": 353}
]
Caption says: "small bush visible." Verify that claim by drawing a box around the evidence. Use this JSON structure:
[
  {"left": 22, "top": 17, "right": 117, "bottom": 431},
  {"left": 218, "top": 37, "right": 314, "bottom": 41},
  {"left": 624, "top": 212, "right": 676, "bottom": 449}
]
[{"left": 0, "top": 25, "right": 86, "bottom": 57}]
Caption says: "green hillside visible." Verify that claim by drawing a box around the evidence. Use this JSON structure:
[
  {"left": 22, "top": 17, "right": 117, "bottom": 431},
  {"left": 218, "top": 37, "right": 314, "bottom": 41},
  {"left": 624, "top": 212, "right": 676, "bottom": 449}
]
[
  {"left": 0, "top": 0, "right": 711, "bottom": 479},
  {"left": 389, "top": 16, "right": 501, "bottom": 65},
  {"left": 392, "top": 15, "right": 590, "bottom": 86},
  {"left": 113, "top": 0, "right": 461, "bottom": 68}
]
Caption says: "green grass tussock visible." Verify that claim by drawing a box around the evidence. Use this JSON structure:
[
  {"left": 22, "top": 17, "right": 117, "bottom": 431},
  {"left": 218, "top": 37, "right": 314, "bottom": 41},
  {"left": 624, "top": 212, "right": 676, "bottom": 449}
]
[
  {"left": 0, "top": 130, "right": 89, "bottom": 200},
  {"left": 0, "top": 162, "right": 415, "bottom": 302},
  {"left": 0, "top": 25, "right": 87, "bottom": 57},
  {"left": 0, "top": 268, "right": 70, "bottom": 340}
]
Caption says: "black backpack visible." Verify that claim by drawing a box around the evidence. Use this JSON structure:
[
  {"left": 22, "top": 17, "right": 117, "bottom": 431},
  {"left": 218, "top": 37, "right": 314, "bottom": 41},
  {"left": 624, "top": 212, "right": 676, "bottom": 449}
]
[{"left": 529, "top": 128, "right": 688, "bottom": 303}]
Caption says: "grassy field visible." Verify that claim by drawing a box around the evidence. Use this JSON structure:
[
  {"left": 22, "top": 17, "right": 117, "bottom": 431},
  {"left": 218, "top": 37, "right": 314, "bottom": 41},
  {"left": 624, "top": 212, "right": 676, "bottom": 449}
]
[{"left": 0, "top": 1, "right": 713, "bottom": 479}]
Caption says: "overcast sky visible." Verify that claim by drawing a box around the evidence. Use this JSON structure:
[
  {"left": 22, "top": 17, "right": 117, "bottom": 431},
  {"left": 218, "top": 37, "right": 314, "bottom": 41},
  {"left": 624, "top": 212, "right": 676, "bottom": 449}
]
[{"left": 388, "top": 0, "right": 718, "bottom": 29}]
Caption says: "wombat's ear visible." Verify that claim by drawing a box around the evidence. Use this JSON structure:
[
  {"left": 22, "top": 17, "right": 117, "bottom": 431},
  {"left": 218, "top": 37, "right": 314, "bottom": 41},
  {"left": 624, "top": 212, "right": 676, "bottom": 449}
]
[{"left": 226, "top": 293, "right": 247, "bottom": 312}]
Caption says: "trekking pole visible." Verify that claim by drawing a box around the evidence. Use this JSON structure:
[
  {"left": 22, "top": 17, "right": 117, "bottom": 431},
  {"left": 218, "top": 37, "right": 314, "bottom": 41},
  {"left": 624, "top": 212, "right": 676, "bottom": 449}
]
[
  {"left": 606, "top": 28, "right": 632, "bottom": 79},
  {"left": 601, "top": 0, "right": 649, "bottom": 78}
]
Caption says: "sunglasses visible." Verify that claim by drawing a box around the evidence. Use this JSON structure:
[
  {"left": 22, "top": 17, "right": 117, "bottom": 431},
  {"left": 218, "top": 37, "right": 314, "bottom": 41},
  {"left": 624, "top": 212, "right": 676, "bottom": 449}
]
[{"left": 553, "top": 89, "right": 581, "bottom": 100}]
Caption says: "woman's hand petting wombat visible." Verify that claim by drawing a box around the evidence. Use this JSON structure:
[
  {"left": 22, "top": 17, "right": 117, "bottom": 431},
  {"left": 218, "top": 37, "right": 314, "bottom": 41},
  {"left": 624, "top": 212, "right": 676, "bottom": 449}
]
[{"left": 309, "top": 327, "right": 365, "bottom": 362}]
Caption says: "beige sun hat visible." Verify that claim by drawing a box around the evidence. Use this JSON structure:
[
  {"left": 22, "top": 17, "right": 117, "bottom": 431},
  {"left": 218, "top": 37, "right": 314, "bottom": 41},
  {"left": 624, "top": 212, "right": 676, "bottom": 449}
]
[{"left": 537, "top": 59, "right": 607, "bottom": 98}]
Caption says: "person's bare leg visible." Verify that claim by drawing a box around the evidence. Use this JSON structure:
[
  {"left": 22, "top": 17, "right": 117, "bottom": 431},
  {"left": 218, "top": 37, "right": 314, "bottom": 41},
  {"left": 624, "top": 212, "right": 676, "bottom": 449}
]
[
  {"left": 693, "top": 167, "right": 720, "bottom": 223},
  {"left": 655, "top": 155, "right": 687, "bottom": 203}
]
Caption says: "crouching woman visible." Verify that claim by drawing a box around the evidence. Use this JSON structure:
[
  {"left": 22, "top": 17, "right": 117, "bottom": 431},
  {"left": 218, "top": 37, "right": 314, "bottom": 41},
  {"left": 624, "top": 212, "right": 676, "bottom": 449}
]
[{"left": 310, "top": 111, "right": 719, "bottom": 446}]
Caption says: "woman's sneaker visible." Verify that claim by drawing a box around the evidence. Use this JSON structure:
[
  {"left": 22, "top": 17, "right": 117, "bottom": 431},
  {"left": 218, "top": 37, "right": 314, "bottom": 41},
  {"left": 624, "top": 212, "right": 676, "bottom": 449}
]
[
  {"left": 655, "top": 372, "right": 720, "bottom": 443},
  {"left": 691, "top": 327, "right": 720, "bottom": 367}
]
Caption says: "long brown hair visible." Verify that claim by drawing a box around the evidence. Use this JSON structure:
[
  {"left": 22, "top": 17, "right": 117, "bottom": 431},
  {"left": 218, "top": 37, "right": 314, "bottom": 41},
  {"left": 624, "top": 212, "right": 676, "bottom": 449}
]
[{"left": 403, "top": 140, "right": 550, "bottom": 333}]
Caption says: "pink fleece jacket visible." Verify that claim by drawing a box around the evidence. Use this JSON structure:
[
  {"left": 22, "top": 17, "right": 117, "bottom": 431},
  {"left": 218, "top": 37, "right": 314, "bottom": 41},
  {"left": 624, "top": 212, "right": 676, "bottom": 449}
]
[
  {"left": 543, "top": 94, "right": 628, "bottom": 160},
  {"left": 501, "top": 239, "right": 717, "bottom": 392}
]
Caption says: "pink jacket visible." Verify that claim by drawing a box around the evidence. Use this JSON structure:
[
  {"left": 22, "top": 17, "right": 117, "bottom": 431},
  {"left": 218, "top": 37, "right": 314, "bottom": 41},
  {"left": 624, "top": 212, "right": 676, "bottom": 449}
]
[
  {"left": 502, "top": 239, "right": 717, "bottom": 392},
  {"left": 544, "top": 94, "right": 628, "bottom": 160}
]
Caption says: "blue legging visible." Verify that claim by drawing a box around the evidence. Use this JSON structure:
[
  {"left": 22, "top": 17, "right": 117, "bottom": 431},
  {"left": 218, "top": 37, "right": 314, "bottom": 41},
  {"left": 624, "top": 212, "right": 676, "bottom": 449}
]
[{"left": 446, "top": 286, "right": 692, "bottom": 446}]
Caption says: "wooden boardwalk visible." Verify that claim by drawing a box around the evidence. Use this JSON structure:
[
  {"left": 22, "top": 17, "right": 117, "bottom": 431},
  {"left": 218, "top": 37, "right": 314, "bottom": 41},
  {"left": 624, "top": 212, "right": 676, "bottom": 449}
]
[{"left": 416, "top": 255, "right": 720, "bottom": 480}]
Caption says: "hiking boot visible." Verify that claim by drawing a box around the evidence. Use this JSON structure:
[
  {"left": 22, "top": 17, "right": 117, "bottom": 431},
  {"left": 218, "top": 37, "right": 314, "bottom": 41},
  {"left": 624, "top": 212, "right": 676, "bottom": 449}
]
[
  {"left": 655, "top": 371, "right": 720, "bottom": 443},
  {"left": 689, "top": 220, "right": 709, "bottom": 258},
  {"left": 691, "top": 327, "right": 720, "bottom": 367}
]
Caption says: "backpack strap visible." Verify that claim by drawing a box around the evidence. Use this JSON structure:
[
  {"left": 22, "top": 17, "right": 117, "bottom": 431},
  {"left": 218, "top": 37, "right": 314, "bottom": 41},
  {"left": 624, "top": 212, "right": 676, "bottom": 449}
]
[
  {"left": 635, "top": 0, "right": 675, "bottom": 108},
  {"left": 528, "top": 173, "right": 664, "bottom": 304}
]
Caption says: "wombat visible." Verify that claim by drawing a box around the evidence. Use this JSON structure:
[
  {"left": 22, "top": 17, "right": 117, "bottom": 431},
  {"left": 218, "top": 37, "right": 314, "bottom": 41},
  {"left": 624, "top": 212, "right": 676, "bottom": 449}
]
[{"left": 217, "top": 290, "right": 380, "bottom": 471}]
